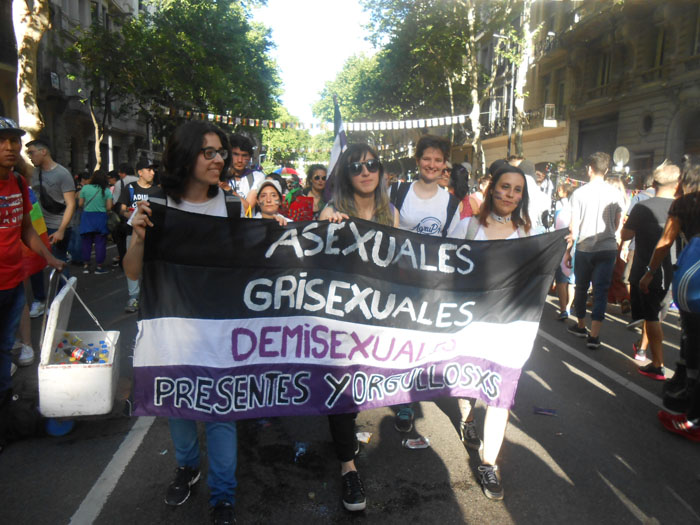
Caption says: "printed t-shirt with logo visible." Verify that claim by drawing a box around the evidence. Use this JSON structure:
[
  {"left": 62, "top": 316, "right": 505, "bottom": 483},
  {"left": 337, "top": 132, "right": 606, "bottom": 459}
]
[
  {"left": 117, "top": 182, "right": 161, "bottom": 231},
  {"left": 1, "top": 173, "right": 32, "bottom": 290},
  {"left": 397, "top": 184, "right": 461, "bottom": 237}
]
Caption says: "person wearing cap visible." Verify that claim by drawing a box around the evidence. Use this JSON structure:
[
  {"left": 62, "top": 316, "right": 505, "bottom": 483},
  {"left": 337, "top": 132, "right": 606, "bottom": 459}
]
[
  {"left": 110, "top": 163, "right": 139, "bottom": 269},
  {"left": 117, "top": 158, "right": 160, "bottom": 313},
  {"left": 250, "top": 179, "right": 289, "bottom": 224},
  {"left": 0, "top": 117, "right": 64, "bottom": 420},
  {"left": 620, "top": 160, "right": 680, "bottom": 381}
]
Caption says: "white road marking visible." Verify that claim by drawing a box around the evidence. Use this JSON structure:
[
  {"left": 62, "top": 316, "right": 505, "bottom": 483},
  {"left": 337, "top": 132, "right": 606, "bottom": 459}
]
[
  {"left": 69, "top": 416, "right": 155, "bottom": 525},
  {"left": 537, "top": 329, "right": 665, "bottom": 410}
]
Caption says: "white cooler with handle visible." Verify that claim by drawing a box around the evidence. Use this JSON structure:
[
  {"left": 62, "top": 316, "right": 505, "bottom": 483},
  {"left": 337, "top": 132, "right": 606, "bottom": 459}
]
[{"left": 38, "top": 274, "right": 120, "bottom": 418}]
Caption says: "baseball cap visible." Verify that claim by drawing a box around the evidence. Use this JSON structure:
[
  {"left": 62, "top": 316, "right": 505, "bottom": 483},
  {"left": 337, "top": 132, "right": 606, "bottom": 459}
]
[
  {"left": 256, "top": 179, "right": 284, "bottom": 198},
  {"left": 0, "top": 117, "right": 26, "bottom": 136},
  {"left": 136, "top": 159, "right": 156, "bottom": 171}
]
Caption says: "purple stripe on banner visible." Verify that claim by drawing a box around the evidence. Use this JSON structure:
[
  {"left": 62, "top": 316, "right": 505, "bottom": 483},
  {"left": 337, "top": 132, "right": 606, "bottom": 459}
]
[{"left": 132, "top": 358, "right": 522, "bottom": 422}]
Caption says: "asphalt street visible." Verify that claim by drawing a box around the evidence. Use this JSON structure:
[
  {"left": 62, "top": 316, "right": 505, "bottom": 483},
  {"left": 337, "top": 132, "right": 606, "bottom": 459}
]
[{"left": 1, "top": 245, "right": 699, "bottom": 525}]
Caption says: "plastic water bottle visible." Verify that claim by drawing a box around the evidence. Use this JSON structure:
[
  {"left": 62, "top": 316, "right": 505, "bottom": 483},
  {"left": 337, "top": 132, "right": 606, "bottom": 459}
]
[{"left": 63, "top": 346, "right": 99, "bottom": 364}]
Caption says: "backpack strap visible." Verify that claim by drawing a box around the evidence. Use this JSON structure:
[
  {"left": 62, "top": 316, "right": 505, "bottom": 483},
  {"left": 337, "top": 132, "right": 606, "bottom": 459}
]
[
  {"left": 223, "top": 190, "right": 242, "bottom": 219},
  {"left": 464, "top": 217, "right": 481, "bottom": 240},
  {"left": 389, "top": 181, "right": 411, "bottom": 212},
  {"left": 245, "top": 173, "right": 256, "bottom": 193},
  {"left": 441, "top": 193, "right": 460, "bottom": 237}
]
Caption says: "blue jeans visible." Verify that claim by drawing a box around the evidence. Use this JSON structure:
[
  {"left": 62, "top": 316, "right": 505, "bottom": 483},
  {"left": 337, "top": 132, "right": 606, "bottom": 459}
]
[
  {"left": 0, "top": 284, "right": 26, "bottom": 393},
  {"left": 168, "top": 418, "right": 237, "bottom": 506},
  {"left": 573, "top": 249, "right": 617, "bottom": 322}
]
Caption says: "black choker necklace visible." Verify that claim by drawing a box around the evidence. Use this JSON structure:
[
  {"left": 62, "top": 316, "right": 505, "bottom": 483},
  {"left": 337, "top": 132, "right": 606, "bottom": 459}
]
[{"left": 490, "top": 212, "right": 511, "bottom": 223}]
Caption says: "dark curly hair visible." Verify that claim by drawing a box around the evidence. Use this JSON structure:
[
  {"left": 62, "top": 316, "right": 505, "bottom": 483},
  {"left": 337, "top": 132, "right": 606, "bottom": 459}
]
[{"left": 161, "top": 121, "right": 231, "bottom": 203}]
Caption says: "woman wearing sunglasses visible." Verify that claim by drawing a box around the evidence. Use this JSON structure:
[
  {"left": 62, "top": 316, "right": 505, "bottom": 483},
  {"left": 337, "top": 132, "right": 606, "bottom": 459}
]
[
  {"left": 303, "top": 164, "right": 327, "bottom": 219},
  {"left": 124, "top": 120, "right": 239, "bottom": 524},
  {"left": 319, "top": 144, "right": 398, "bottom": 513}
]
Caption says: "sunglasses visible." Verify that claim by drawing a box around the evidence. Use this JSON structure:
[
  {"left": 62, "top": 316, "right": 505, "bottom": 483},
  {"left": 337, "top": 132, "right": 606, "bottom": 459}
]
[
  {"left": 348, "top": 159, "right": 381, "bottom": 176},
  {"left": 313, "top": 175, "right": 327, "bottom": 181},
  {"left": 200, "top": 147, "right": 229, "bottom": 160}
]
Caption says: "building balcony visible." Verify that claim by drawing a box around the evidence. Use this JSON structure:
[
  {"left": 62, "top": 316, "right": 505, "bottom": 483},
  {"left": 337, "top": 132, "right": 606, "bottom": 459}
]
[{"left": 481, "top": 105, "right": 563, "bottom": 140}]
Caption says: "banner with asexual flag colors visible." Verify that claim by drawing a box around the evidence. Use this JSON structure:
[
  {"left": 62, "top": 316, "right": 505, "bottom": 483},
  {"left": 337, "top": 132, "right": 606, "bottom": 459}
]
[{"left": 132, "top": 201, "right": 566, "bottom": 421}]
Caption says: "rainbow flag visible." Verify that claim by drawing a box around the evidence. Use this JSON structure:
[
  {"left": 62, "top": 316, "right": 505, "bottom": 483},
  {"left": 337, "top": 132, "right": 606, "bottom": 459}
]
[{"left": 21, "top": 186, "right": 50, "bottom": 278}]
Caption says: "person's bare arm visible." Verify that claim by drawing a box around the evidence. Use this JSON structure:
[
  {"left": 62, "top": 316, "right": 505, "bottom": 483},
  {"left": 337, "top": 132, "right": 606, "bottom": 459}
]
[
  {"left": 123, "top": 201, "right": 152, "bottom": 281},
  {"left": 49, "top": 191, "right": 76, "bottom": 244},
  {"left": 639, "top": 215, "right": 681, "bottom": 293},
  {"left": 21, "top": 213, "right": 64, "bottom": 270}
]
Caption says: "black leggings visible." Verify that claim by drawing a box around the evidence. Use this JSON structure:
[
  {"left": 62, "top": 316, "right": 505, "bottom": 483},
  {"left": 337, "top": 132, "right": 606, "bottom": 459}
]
[{"left": 327, "top": 412, "right": 358, "bottom": 462}]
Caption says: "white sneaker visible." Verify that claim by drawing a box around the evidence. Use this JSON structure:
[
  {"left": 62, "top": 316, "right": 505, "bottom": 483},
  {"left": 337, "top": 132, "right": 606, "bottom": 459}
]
[
  {"left": 11, "top": 362, "right": 17, "bottom": 376},
  {"left": 29, "top": 301, "right": 45, "bottom": 318},
  {"left": 18, "top": 344, "right": 34, "bottom": 366},
  {"left": 12, "top": 339, "right": 23, "bottom": 351},
  {"left": 125, "top": 298, "right": 139, "bottom": 313}
]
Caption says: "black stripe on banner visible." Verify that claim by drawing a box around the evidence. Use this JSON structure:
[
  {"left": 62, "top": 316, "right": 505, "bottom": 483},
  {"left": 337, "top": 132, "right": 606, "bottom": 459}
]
[
  {"left": 139, "top": 261, "right": 552, "bottom": 332},
  {"left": 144, "top": 201, "right": 567, "bottom": 292}
]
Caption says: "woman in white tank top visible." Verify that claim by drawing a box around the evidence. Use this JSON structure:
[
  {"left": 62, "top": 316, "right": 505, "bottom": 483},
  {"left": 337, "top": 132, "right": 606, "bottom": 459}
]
[{"left": 458, "top": 164, "right": 532, "bottom": 501}]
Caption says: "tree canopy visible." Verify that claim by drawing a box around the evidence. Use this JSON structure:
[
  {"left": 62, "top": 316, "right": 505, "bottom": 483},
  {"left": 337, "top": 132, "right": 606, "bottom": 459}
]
[{"left": 67, "top": 0, "right": 280, "bottom": 149}]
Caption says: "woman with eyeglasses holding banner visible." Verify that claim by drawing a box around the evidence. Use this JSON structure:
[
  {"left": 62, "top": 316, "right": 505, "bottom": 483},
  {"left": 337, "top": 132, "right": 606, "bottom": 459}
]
[
  {"left": 124, "top": 120, "right": 240, "bottom": 525},
  {"left": 319, "top": 144, "right": 399, "bottom": 513},
  {"left": 303, "top": 164, "right": 327, "bottom": 219}
]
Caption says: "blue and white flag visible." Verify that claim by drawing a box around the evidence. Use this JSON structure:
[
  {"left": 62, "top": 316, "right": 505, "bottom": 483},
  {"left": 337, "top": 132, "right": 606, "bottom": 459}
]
[{"left": 323, "top": 96, "right": 348, "bottom": 203}]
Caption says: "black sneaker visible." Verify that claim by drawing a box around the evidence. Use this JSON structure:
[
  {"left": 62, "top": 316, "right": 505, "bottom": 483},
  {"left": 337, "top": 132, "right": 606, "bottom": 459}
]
[
  {"left": 394, "top": 406, "right": 414, "bottom": 433},
  {"left": 662, "top": 363, "right": 687, "bottom": 395},
  {"left": 663, "top": 379, "right": 696, "bottom": 412},
  {"left": 460, "top": 420, "right": 482, "bottom": 450},
  {"left": 477, "top": 464, "right": 504, "bottom": 501},
  {"left": 586, "top": 335, "right": 600, "bottom": 349},
  {"left": 638, "top": 363, "right": 666, "bottom": 381},
  {"left": 568, "top": 324, "right": 588, "bottom": 337},
  {"left": 210, "top": 501, "right": 236, "bottom": 525},
  {"left": 164, "top": 466, "right": 200, "bottom": 506},
  {"left": 341, "top": 471, "right": 366, "bottom": 511}
]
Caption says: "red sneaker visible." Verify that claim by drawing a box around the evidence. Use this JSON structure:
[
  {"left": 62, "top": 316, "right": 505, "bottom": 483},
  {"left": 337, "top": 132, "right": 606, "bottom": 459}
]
[
  {"left": 659, "top": 414, "right": 700, "bottom": 442},
  {"left": 638, "top": 364, "right": 666, "bottom": 381},
  {"left": 657, "top": 410, "right": 688, "bottom": 425}
]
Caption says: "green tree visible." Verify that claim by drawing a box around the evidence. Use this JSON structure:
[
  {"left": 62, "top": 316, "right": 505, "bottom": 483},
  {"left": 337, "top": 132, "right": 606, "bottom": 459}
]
[
  {"left": 66, "top": 0, "right": 280, "bottom": 163},
  {"left": 260, "top": 106, "right": 311, "bottom": 173},
  {"left": 315, "top": 0, "right": 519, "bottom": 174}
]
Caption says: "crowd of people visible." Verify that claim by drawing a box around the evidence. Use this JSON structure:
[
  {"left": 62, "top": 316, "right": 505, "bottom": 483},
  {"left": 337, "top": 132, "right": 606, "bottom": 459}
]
[{"left": 2, "top": 114, "right": 699, "bottom": 524}]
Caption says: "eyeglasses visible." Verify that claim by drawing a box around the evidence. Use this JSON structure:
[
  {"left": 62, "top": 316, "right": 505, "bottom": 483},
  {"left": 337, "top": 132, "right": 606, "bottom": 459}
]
[
  {"left": 348, "top": 159, "right": 381, "bottom": 176},
  {"left": 442, "top": 168, "right": 452, "bottom": 174},
  {"left": 313, "top": 175, "right": 327, "bottom": 181},
  {"left": 200, "top": 147, "right": 229, "bottom": 160}
]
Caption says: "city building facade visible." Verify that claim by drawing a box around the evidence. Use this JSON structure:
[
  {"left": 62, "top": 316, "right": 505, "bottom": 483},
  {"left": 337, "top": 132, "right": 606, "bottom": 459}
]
[
  {"left": 479, "top": 0, "right": 700, "bottom": 181},
  {"left": 1, "top": 0, "right": 151, "bottom": 174}
]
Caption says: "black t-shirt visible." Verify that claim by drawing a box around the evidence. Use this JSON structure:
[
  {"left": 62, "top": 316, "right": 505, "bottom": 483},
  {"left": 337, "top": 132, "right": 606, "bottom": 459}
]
[
  {"left": 625, "top": 196, "right": 675, "bottom": 287},
  {"left": 669, "top": 191, "right": 700, "bottom": 240},
  {"left": 117, "top": 182, "right": 160, "bottom": 232},
  {"left": 117, "top": 181, "right": 160, "bottom": 211}
]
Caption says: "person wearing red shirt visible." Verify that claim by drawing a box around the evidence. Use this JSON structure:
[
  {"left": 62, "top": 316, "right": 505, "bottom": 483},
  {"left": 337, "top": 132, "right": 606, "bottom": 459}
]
[{"left": 0, "top": 117, "right": 64, "bottom": 410}]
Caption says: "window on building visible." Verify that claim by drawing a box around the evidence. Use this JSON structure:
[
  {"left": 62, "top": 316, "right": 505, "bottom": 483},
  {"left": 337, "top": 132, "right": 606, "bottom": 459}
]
[
  {"left": 556, "top": 81, "right": 566, "bottom": 119},
  {"left": 542, "top": 73, "right": 551, "bottom": 104}
]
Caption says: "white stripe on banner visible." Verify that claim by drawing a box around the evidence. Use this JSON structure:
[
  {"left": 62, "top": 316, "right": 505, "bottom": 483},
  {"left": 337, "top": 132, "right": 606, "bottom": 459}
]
[{"left": 134, "top": 316, "right": 539, "bottom": 370}]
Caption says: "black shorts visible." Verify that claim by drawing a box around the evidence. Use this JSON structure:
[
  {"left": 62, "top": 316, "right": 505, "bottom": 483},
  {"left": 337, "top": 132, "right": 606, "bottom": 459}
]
[{"left": 630, "top": 285, "right": 672, "bottom": 322}]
